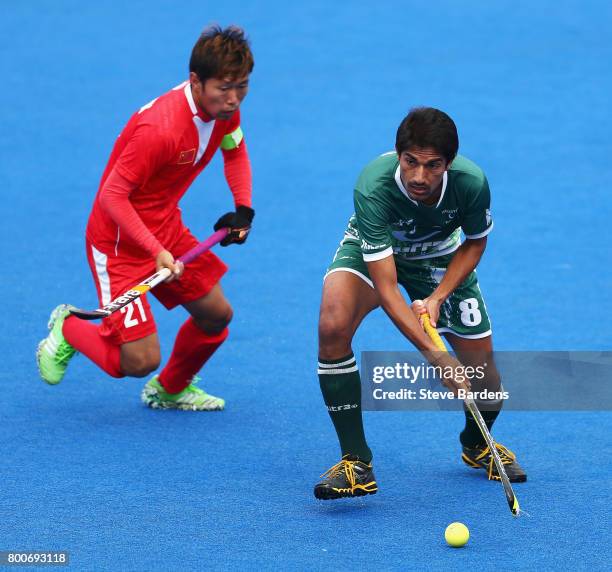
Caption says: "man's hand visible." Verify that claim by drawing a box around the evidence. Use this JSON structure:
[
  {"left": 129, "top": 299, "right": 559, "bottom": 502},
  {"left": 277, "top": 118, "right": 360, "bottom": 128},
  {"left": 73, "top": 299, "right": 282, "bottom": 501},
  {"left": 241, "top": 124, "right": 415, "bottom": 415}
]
[
  {"left": 413, "top": 299, "right": 471, "bottom": 396},
  {"left": 411, "top": 297, "right": 443, "bottom": 328},
  {"left": 155, "top": 250, "right": 184, "bottom": 283},
  {"left": 213, "top": 205, "right": 255, "bottom": 246}
]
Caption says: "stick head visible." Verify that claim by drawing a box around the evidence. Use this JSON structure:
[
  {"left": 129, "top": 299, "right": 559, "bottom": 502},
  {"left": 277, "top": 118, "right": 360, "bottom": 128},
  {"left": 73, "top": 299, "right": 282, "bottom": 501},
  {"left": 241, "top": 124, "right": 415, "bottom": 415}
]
[
  {"left": 511, "top": 497, "right": 521, "bottom": 517},
  {"left": 69, "top": 308, "right": 110, "bottom": 320}
]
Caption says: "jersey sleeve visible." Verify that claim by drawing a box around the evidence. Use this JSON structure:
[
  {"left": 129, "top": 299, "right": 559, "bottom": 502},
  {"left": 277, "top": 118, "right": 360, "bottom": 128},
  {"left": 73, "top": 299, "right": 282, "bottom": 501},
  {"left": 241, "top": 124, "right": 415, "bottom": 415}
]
[
  {"left": 114, "top": 122, "right": 175, "bottom": 187},
  {"left": 220, "top": 109, "right": 252, "bottom": 207},
  {"left": 461, "top": 176, "right": 494, "bottom": 239},
  {"left": 222, "top": 141, "right": 252, "bottom": 207},
  {"left": 98, "top": 168, "right": 165, "bottom": 257},
  {"left": 354, "top": 189, "right": 394, "bottom": 262}
]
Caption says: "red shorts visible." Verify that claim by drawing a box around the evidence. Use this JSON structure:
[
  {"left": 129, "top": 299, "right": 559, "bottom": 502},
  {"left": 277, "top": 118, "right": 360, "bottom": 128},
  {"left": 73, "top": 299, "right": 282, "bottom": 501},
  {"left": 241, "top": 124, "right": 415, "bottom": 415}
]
[{"left": 86, "top": 228, "right": 227, "bottom": 344}]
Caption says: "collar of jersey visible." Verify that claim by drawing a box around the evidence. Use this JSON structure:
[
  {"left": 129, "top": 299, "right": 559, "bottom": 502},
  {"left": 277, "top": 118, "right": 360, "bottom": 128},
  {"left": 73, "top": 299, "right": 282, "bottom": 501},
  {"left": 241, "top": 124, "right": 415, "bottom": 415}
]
[
  {"left": 394, "top": 165, "right": 448, "bottom": 208},
  {"left": 183, "top": 82, "right": 214, "bottom": 122}
]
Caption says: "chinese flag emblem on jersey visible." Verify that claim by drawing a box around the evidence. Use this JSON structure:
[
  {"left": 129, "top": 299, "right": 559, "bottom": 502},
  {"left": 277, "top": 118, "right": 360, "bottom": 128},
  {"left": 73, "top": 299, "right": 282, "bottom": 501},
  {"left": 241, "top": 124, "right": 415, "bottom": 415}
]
[{"left": 178, "top": 148, "right": 196, "bottom": 164}]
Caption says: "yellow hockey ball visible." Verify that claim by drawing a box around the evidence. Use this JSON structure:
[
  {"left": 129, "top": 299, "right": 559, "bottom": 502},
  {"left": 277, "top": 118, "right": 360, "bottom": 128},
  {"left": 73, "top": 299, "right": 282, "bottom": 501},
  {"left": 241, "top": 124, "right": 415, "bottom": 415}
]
[{"left": 445, "top": 522, "right": 469, "bottom": 547}]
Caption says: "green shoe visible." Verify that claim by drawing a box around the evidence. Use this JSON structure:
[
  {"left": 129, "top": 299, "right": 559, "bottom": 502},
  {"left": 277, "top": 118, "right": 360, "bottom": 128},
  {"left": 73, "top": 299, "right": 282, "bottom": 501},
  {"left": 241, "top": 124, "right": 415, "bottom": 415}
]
[
  {"left": 36, "top": 304, "right": 77, "bottom": 385},
  {"left": 141, "top": 375, "right": 225, "bottom": 411}
]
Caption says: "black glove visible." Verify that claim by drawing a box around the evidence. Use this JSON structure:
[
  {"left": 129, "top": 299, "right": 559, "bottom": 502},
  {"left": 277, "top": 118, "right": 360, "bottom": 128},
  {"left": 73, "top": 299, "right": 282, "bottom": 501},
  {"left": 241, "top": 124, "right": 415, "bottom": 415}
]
[{"left": 214, "top": 205, "right": 255, "bottom": 246}]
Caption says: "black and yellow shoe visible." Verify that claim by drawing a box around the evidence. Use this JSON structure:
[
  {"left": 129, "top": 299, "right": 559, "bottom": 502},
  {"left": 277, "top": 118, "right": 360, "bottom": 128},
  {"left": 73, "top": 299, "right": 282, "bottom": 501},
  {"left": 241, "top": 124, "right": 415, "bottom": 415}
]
[
  {"left": 314, "top": 455, "right": 378, "bottom": 500},
  {"left": 462, "top": 443, "right": 527, "bottom": 482}
]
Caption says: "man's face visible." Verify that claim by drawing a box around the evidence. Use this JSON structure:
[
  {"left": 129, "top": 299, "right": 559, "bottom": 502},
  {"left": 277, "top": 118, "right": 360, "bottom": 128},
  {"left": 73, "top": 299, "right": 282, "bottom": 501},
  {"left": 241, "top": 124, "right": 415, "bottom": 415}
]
[
  {"left": 398, "top": 147, "right": 450, "bottom": 204},
  {"left": 190, "top": 72, "right": 250, "bottom": 120}
]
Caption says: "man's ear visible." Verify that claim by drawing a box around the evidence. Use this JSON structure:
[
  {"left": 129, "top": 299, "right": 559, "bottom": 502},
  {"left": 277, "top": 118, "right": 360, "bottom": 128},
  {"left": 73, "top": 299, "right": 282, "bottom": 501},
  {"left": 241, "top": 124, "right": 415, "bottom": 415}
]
[{"left": 189, "top": 71, "right": 202, "bottom": 88}]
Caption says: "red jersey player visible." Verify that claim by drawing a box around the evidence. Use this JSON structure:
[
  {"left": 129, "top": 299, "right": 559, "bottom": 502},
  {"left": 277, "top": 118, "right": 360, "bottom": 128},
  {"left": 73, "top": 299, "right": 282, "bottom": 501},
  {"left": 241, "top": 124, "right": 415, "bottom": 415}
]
[{"left": 36, "top": 25, "right": 255, "bottom": 410}]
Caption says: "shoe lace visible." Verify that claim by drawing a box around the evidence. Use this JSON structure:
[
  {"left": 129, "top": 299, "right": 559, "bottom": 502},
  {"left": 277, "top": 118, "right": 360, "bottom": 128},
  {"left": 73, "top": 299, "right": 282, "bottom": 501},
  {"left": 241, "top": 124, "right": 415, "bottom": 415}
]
[
  {"left": 56, "top": 342, "right": 75, "bottom": 366},
  {"left": 481, "top": 443, "right": 516, "bottom": 479},
  {"left": 183, "top": 376, "right": 203, "bottom": 394},
  {"left": 319, "top": 459, "right": 357, "bottom": 487}
]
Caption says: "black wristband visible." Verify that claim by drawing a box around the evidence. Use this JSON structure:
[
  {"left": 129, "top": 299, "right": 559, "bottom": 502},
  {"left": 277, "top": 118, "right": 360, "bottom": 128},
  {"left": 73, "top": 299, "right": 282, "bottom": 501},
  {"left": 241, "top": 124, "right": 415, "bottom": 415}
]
[{"left": 236, "top": 205, "right": 255, "bottom": 224}]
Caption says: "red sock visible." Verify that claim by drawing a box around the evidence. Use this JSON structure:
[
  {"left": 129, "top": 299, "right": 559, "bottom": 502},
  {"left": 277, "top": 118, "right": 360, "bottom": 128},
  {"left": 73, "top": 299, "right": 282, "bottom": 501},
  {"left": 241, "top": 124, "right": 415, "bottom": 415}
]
[
  {"left": 62, "top": 316, "right": 123, "bottom": 378},
  {"left": 159, "top": 318, "right": 228, "bottom": 393}
]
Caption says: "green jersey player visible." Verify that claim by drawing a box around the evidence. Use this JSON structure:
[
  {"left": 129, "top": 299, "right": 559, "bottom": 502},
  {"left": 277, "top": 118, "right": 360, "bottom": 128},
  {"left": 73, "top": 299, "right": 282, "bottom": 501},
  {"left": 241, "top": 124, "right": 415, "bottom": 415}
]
[{"left": 314, "top": 107, "right": 526, "bottom": 500}]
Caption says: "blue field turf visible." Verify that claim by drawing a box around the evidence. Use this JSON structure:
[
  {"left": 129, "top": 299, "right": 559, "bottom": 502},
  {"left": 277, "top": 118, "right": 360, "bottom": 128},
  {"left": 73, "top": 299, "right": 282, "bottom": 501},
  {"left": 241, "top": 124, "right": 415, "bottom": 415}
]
[{"left": 1, "top": 1, "right": 611, "bottom": 570}]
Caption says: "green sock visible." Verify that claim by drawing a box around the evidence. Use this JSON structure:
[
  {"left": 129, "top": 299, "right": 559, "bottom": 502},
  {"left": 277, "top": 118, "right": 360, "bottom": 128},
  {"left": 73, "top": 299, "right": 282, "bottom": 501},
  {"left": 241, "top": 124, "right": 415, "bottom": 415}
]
[
  {"left": 460, "top": 407, "right": 501, "bottom": 448},
  {"left": 318, "top": 353, "right": 372, "bottom": 463}
]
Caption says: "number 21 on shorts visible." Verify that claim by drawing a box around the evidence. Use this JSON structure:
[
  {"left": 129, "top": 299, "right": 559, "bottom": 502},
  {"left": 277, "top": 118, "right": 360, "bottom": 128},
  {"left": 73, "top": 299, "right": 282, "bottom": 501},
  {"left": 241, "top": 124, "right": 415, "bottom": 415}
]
[
  {"left": 120, "top": 299, "right": 148, "bottom": 328},
  {"left": 459, "top": 297, "right": 482, "bottom": 326}
]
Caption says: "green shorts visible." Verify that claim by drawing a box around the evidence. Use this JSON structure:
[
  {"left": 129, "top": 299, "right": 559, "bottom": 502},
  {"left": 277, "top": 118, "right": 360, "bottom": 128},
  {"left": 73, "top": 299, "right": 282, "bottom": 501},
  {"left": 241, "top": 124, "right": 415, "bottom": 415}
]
[{"left": 326, "top": 237, "right": 492, "bottom": 338}]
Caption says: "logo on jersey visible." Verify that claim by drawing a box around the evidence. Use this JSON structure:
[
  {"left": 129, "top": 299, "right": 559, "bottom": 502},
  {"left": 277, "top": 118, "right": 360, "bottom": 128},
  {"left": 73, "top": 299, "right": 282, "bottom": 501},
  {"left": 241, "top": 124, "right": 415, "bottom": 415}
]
[
  {"left": 391, "top": 218, "right": 442, "bottom": 243},
  {"left": 391, "top": 218, "right": 417, "bottom": 241},
  {"left": 442, "top": 208, "right": 458, "bottom": 222},
  {"left": 397, "top": 218, "right": 415, "bottom": 228},
  {"left": 361, "top": 239, "right": 385, "bottom": 251},
  {"left": 393, "top": 229, "right": 460, "bottom": 257},
  {"left": 178, "top": 148, "right": 196, "bottom": 165}
]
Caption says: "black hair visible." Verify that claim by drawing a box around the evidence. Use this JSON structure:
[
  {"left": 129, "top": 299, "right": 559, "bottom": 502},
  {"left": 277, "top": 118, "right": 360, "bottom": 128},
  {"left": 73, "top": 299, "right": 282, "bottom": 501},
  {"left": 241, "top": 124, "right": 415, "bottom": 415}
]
[
  {"left": 189, "top": 24, "right": 254, "bottom": 81},
  {"left": 395, "top": 107, "right": 459, "bottom": 163}
]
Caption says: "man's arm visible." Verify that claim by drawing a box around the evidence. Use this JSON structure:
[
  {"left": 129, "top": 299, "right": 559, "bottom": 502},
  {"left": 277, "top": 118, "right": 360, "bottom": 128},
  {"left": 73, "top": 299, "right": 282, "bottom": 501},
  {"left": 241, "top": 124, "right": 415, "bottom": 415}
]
[
  {"left": 367, "top": 256, "right": 449, "bottom": 353},
  {"left": 222, "top": 141, "right": 252, "bottom": 208},
  {"left": 367, "top": 255, "right": 470, "bottom": 392},
  {"left": 101, "top": 118, "right": 183, "bottom": 278},
  {"left": 216, "top": 139, "right": 254, "bottom": 246},
  {"left": 99, "top": 168, "right": 183, "bottom": 280},
  {"left": 421, "top": 236, "right": 487, "bottom": 326},
  {"left": 220, "top": 111, "right": 252, "bottom": 208}
]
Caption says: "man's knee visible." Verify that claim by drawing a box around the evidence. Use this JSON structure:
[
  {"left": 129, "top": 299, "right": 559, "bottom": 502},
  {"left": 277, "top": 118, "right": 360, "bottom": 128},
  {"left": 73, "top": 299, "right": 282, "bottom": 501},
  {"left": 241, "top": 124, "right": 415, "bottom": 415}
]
[
  {"left": 466, "top": 358, "right": 501, "bottom": 392},
  {"left": 194, "top": 302, "right": 233, "bottom": 334},
  {"left": 215, "top": 303, "right": 233, "bottom": 329},
  {"left": 120, "top": 347, "right": 161, "bottom": 378},
  {"left": 318, "top": 311, "right": 354, "bottom": 350}
]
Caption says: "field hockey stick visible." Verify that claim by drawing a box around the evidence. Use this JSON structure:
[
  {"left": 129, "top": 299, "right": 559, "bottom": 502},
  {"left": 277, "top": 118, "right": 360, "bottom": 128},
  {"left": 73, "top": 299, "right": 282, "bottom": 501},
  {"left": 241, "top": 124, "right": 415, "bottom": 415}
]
[
  {"left": 419, "top": 312, "right": 521, "bottom": 517},
  {"left": 70, "top": 228, "right": 229, "bottom": 320}
]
